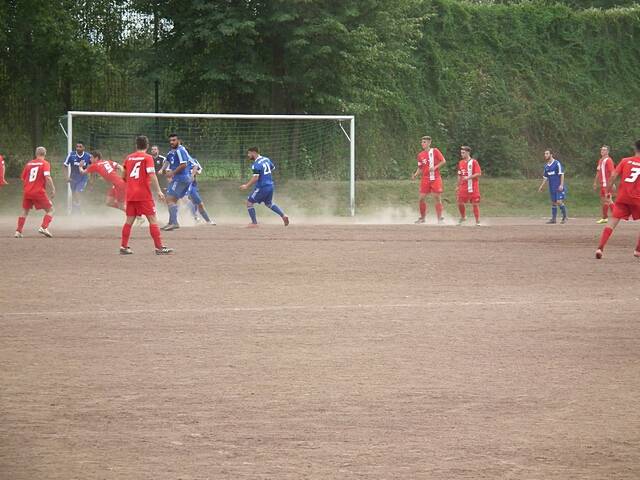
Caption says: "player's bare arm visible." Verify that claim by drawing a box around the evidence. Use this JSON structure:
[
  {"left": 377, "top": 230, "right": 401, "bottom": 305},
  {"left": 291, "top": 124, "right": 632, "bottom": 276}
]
[
  {"left": 150, "top": 173, "right": 165, "bottom": 202},
  {"left": 46, "top": 175, "right": 56, "bottom": 199},
  {"left": 558, "top": 173, "right": 565, "bottom": 191},
  {"left": 240, "top": 174, "right": 259, "bottom": 191},
  {"left": 538, "top": 177, "right": 548, "bottom": 192},
  {"left": 411, "top": 167, "right": 421, "bottom": 181},
  {"left": 434, "top": 157, "right": 446, "bottom": 171}
]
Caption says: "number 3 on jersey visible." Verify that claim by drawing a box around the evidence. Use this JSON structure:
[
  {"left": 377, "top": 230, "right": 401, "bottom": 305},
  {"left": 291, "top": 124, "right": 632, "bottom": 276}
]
[
  {"left": 28, "top": 166, "right": 39, "bottom": 182},
  {"left": 625, "top": 167, "right": 640, "bottom": 183},
  {"left": 130, "top": 161, "right": 141, "bottom": 179}
]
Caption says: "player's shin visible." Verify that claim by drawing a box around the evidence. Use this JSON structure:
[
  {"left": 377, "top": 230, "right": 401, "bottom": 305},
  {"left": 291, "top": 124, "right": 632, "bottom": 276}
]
[
  {"left": 435, "top": 202, "right": 443, "bottom": 220},
  {"left": 559, "top": 204, "right": 567, "bottom": 219},
  {"left": 472, "top": 204, "right": 480, "bottom": 222},
  {"left": 198, "top": 206, "right": 211, "bottom": 223},
  {"left": 458, "top": 204, "right": 466, "bottom": 218},
  {"left": 121, "top": 223, "right": 132, "bottom": 248},
  {"left": 598, "top": 226, "right": 614, "bottom": 250},
  {"left": 551, "top": 205, "right": 558, "bottom": 220},
  {"left": 41, "top": 214, "right": 53, "bottom": 229},
  {"left": 168, "top": 203, "right": 179, "bottom": 225},
  {"left": 149, "top": 224, "right": 163, "bottom": 249},
  {"left": 16, "top": 216, "right": 26, "bottom": 233},
  {"left": 602, "top": 204, "right": 609, "bottom": 219},
  {"left": 419, "top": 200, "right": 427, "bottom": 218},
  {"left": 270, "top": 204, "right": 285, "bottom": 217},
  {"left": 247, "top": 206, "right": 257, "bottom": 224}
]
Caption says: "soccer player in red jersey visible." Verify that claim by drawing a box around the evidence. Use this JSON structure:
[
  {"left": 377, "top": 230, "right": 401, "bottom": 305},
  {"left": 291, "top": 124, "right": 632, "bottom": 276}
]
[
  {"left": 595, "top": 140, "right": 640, "bottom": 259},
  {"left": 456, "top": 146, "right": 482, "bottom": 226},
  {"left": 78, "top": 150, "right": 126, "bottom": 211},
  {"left": 15, "top": 147, "right": 56, "bottom": 238},
  {"left": 120, "top": 135, "right": 173, "bottom": 255},
  {"left": 412, "top": 136, "right": 446, "bottom": 224},
  {"left": 593, "top": 145, "right": 615, "bottom": 224},
  {"left": 0, "top": 154, "right": 8, "bottom": 186}
]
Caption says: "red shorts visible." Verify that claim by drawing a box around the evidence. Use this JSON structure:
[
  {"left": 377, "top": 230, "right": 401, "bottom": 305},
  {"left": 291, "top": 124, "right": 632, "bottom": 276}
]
[
  {"left": 457, "top": 190, "right": 481, "bottom": 203},
  {"left": 107, "top": 185, "right": 126, "bottom": 204},
  {"left": 22, "top": 194, "right": 52, "bottom": 211},
  {"left": 612, "top": 200, "right": 640, "bottom": 220},
  {"left": 126, "top": 200, "right": 156, "bottom": 217},
  {"left": 419, "top": 177, "right": 443, "bottom": 195}
]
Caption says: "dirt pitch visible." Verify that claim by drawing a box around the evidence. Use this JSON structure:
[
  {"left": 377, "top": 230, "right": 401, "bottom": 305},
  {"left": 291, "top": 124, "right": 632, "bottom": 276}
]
[{"left": 1, "top": 217, "right": 639, "bottom": 479}]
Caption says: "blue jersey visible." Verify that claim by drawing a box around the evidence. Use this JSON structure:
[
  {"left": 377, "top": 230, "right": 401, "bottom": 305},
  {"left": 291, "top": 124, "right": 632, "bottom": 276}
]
[
  {"left": 251, "top": 156, "right": 275, "bottom": 188},
  {"left": 188, "top": 157, "right": 203, "bottom": 184},
  {"left": 63, "top": 151, "right": 92, "bottom": 180},
  {"left": 166, "top": 145, "right": 192, "bottom": 182},
  {"left": 543, "top": 159, "right": 564, "bottom": 192}
]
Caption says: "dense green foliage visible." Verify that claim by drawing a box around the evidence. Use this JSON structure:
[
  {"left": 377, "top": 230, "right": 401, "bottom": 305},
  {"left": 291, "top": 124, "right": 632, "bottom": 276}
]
[{"left": 1, "top": 0, "right": 639, "bottom": 179}]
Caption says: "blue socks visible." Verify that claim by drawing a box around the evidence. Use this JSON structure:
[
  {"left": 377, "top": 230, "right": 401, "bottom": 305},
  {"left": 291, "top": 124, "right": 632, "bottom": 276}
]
[
  {"left": 270, "top": 203, "right": 285, "bottom": 217},
  {"left": 199, "top": 206, "right": 211, "bottom": 223},
  {"left": 559, "top": 204, "right": 567, "bottom": 219},
  {"left": 168, "top": 204, "right": 179, "bottom": 225},
  {"left": 551, "top": 205, "right": 558, "bottom": 220},
  {"left": 248, "top": 207, "right": 257, "bottom": 224}
]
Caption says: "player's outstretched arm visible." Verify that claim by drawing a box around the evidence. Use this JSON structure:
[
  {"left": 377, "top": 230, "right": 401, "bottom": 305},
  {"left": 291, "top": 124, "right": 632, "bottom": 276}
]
[{"left": 240, "top": 175, "right": 259, "bottom": 191}]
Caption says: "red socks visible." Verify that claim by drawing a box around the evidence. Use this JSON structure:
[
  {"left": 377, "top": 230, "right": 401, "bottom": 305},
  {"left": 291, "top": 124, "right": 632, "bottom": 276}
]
[
  {"left": 16, "top": 216, "right": 26, "bottom": 233},
  {"left": 419, "top": 200, "right": 427, "bottom": 218},
  {"left": 149, "top": 224, "right": 163, "bottom": 249},
  {"left": 598, "top": 226, "right": 613, "bottom": 250},
  {"left": 458, "top": 204, "right": 466, "bottom": 218},
  {"left": 41, "top": 214, "right": 52, "bottom": 229},
  {"left": 435, "top": 202, "right": 443, "bottom": 220},
  {"left": 121, "top": 223, "right": 132, "bottom": 248},
  {"left": 636, "top": 235, "right": 640, "bottom": 253},
  {"left": 473, "top": 204, "right": 480, "bottom": 222},
  {"left": 602, "top": 205, "right": 609, "bottom": 219}
]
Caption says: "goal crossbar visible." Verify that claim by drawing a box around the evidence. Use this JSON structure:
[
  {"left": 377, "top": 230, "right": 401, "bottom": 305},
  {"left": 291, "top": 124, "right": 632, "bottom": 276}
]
[{"left": 65, "top": 111, "right": 356, "bottom": 216}]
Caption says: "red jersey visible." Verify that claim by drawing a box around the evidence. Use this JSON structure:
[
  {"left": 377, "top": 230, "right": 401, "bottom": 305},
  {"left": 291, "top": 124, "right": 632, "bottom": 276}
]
[
  {"left": 417, "top": 148, "right": 444, "bottom": 181},
  {"left": 614, "top": 156, "right": 640, "bottom": 203},
  {"left": 457, "top": 158, "right": 481, "bottom": 194},
  {"left": 0, "top": 154, "right": 7, "bottom": 185},
  {"left": 123, "top": 152, "right": 156, "bottom": 202},
  {"left": 21, "top": 158, "right": 51, "bottom": 197},
  {"left": 596, "top": 156, "right": 615, "bottom": 188},
  {"left": 86, "top": 160, "right": 125, "bottom": 188}
]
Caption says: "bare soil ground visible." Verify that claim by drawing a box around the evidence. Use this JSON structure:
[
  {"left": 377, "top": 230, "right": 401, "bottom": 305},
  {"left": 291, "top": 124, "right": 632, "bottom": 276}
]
[{"left": 1, "top": 216, "right": 639, "bottom": 479}]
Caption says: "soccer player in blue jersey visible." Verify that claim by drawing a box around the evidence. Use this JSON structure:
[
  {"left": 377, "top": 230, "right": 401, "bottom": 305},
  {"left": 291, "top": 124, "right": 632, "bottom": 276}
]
[
  {"left": 187, "top": 157, "right": 215, "bottom": 225},
  {"left": 538, "top": 149, "right": 568, "bottom": 224},
  {"left": 161, "top": 133, "right": 193, "bottom": 231},
  {"left": 63, "top": 141, "right": 92, "bottom": 214},
  {"left": 240, "top": 147, "right": 289, "bottom": 227}
]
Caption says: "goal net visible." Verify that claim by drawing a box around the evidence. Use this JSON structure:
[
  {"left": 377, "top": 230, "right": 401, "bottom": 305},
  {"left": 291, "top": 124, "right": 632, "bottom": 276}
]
[{"left": 60, "top": 112, "right": 356, "bottom": 216}]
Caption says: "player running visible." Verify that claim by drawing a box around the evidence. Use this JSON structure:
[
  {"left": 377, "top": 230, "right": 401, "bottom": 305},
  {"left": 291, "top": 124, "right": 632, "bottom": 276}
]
[
  {"left": 240, "top": 147, "right": 289, "bottom": 227},
  {"left": 593, "top": 145, "right": 615, "bottom": 224},
  {"left": 412, "top": 136, "right": 446, "bottom": 224},
  {"left": 456, "top": 146, "right": 482, "bottom": 225},
  {"left": 538, "top": 149, "right": 568, "bottom": 224},
  {"left": 187, "top": 157, "right": 215, "bottom": 225},
  {"left": 595, "top": 140, "right": 640, "bottom": 259},
  {"left": 15, "top": 147, "right": 55, "bottom": 238},
  {"left": 161, "top": 133, "right": 194, "bottom": 231},
  {"left": 63, "top": 141, "right": 92, "bottom": 214},
  {"left": 78, "top": 151, "right": 126, "bottom": 211},
  {"left": 120, "top": 135, "right": 173, "bottom": 255}
]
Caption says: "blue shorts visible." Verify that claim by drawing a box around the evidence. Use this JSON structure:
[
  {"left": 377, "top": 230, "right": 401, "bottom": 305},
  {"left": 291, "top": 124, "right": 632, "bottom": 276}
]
[
  {"left": 167, "top": 178, "right": 191, "bottom": 199},
  {"left": 70, "top": 176, "right": 88, "bottom": 193},
  {"left": 248, "top": 186, "right": 274, "bottom": 205},
  {"left": 549, "top": 187, "right": 567, "bottom": 202},
  {"left": 188, "top": 182, "right": 202, "bottom": 205}
]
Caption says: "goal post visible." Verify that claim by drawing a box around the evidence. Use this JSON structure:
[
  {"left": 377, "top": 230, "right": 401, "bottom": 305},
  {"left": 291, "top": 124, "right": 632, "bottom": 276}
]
[{"left": 62, "top": 111, "right": 356, "bottom": 216}]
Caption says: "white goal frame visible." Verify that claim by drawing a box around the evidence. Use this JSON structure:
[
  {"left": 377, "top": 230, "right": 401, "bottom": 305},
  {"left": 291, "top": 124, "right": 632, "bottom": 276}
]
[{"left": 63, "top": 111, "right": 356, "bottom": 216}]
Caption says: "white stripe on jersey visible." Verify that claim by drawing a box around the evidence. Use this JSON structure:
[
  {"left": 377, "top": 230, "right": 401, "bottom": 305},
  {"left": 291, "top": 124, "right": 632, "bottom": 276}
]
[
  {"left": 467, "top": 158, "right": 474, "bottom": 193},
  {"left": 428, "top": 148, "right": 435, "bottom": 181},
  {"left": 600, "top": 158, "right": 608, "bottom": 187}
]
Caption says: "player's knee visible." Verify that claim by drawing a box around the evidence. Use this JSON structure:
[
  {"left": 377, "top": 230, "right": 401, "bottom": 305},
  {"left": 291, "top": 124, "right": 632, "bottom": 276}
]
[{"left": 246, "top": 202, "right": 255, "bottom": 208}]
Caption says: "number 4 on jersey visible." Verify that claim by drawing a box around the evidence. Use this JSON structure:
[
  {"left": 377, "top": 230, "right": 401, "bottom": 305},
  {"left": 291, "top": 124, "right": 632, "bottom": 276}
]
[{"left": 130, "top": 161, "right": 141, "bottom": 179}]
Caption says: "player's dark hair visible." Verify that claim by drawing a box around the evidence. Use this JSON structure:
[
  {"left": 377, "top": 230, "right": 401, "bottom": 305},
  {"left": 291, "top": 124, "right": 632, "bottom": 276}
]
[
  {"left": 168, "top": 133, "right": 179, "bottom": 139},
  {"left": 76, "top": 141, "right": 85, "bottom": 147},
  {"left": 91, "top": 150, "right": 102, "bottom": 160},
  {"left": 635, "top": 140, "right": 640, "bottom": 152},
  {"left": 248, "top": 147, "right": 260, "bottom": 154},
  {"left": 136, "top": 135, "right": 149, "bottom": 150},
  {"left": 545, "top": 148, "right": 553, "bottom": 155},
  {"left": 461, "top": 145, "right": 472, "bottom": 153}
]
